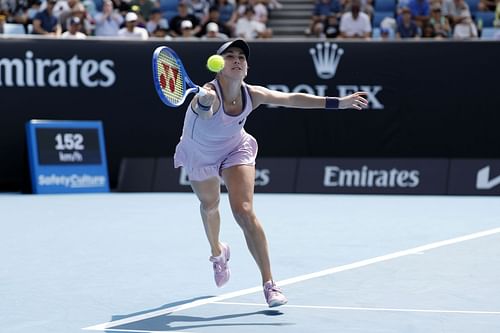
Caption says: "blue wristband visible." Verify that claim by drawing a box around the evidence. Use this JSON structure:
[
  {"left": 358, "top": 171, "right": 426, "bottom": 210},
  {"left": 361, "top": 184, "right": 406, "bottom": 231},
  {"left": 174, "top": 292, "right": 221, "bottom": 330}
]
[
  {"left": 325, "top": 97, "right": 339, "bottom": 109},
  {"left": 197, "top": 99, "right": 211, "bottom": 112}
]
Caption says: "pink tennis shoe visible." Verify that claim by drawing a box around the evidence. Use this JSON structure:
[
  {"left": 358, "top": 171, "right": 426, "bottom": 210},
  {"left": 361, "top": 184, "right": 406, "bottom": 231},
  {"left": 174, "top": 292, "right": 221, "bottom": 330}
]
[
  {"left": 263, "top": 280, "right": 288, "bottom": 307},
  {"left": 209, "top": 242, "right": 231, "bottom": 287}
]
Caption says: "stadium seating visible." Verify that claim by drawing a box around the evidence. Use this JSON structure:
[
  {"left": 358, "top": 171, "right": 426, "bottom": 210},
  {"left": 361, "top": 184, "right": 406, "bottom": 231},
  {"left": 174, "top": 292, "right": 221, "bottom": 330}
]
[
  {"left": 475, "top": 11, "right": 496, "bottom": 27},
  {"left": 374, "top": 0, "right": 397, "bottom": 12}
]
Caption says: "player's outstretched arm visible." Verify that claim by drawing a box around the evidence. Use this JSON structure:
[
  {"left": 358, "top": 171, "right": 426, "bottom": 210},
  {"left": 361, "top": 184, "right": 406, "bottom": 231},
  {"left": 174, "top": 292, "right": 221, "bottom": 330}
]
[{"left": 249, "top": 85, "right": 368, "bottom": 110}]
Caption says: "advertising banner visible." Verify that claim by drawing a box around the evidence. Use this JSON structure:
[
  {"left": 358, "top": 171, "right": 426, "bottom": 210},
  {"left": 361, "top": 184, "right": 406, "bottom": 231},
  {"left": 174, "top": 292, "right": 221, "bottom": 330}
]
[
  {"left": 448, "top": 159, "right": 500, "bottom": 195},
  {"left": 295, "top": 158, "right": 449, "bottom": 194}
]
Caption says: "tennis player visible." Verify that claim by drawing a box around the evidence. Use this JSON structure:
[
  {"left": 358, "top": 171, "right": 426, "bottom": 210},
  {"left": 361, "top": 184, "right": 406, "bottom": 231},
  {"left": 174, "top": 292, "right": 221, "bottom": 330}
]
[{"left": 174, "top": 39, "right": 368, "bottom": 307}]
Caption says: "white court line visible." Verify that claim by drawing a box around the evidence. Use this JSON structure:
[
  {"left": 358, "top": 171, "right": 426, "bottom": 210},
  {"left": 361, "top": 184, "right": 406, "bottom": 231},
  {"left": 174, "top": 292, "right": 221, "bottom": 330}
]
[
  {"left": 102, "top": 328, "right": 189, "bottom": 333},
  {"left": 83, "top": 226, "right": 500, "bottom": 331},
  {"left": 213, "top": 301, "right": 500, "bottom": 315}
]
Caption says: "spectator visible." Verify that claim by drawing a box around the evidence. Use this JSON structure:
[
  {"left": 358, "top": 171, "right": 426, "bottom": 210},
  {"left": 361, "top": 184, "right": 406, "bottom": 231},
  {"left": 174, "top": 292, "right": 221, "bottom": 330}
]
[
  {"left": 110, "top": 0, "right": 131, "bottom": 16},
  {"left": 214, "top": 0, "right": 235, "bottom": 25},
  {"left": 197, "top": 6, "right": 232, "bottom": 37},
  {"left": 145, "top": 7, "right": 168, "bottom": 36},
  {"left": 250, "top": 0, "right": 269, "bottom": 24},
  {"left": 324, "top": 13, "right": 340, "bottom": 38},
  {"left": 452, "top": 11, "right": 478, "bottom": 37},
  {"left": 339, "top": 0, "right": 371, "bottom": 39},
  {"left": 177, "top": 18, "right": 199, "bottom": 38},
  {"left": 408, "top": 0, "right": 430, "bottom": 27},
  {"left": 201, "top": 21, "right": 229, "bottom": 39},
  {"left": 306, "top": 0, "right": 336, "bottom": 35},
  {"left": 32, "top": 0, "right": 61, "bottom": 35},
  {"left": 61, "top": 16, "right": 86, "bottom": 38},
  {"left": 93, "top": 0, "right": 123, "bottom": 37},
  {"left": 428, "top": 3, "right": 451, "bottom": 38},
  {"left": 442, "top": 0, "right": 471, "bottom": 27},
  {"left": 188, "top": 0, "right": 210, "bottom": 23},
  {"left": 65, "top": 2, "right": 92, "bottom": 35},
  {"left": 234, "top": 5, "right": 272, "bottom": 38},
  {"left": 169, "top": 1, "right": 201, "bottom": 37},
  {"left": 396, "top": 6, "right": 421, "bottom": 38},
  {"left": 58, "top": 0, "right": 80, "bottom": 31},
  {"left": 0, "top": 13, "right": 4, "bottom": 33},
  {"left": 118, "top": 11, "right": 149, "bottom": 39}
]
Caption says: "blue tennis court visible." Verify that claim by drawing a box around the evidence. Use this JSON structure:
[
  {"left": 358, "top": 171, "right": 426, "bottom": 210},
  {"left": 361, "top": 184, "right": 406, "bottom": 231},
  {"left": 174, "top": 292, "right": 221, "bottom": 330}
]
[{"left": 1, "top": 193, "right": 500, "bottom": 333}]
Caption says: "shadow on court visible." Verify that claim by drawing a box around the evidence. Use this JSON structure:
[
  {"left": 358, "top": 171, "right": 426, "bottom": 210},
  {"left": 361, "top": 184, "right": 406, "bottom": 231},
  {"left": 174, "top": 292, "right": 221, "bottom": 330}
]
[{"left": 106, "top": 296, "right": 293, "bottom": 332}]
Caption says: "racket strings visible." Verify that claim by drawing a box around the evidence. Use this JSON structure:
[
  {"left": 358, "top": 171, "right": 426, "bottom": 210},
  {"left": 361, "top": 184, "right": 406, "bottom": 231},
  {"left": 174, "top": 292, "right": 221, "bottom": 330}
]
[{"left": 157, "top": 52, "right": 185, "bottom": 105}]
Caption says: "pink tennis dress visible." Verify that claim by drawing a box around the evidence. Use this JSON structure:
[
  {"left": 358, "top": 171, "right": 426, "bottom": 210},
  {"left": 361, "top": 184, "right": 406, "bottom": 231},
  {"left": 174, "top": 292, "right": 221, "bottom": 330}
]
[{"left": 173, "top": 80, "right": 258, "bottom": 181}]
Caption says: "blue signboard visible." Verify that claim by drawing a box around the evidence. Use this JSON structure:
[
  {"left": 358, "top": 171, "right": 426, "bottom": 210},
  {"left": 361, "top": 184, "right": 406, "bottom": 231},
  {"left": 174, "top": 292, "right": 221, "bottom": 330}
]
[{"left": 26, "top": 120, "right": 110, "bottom": 194}]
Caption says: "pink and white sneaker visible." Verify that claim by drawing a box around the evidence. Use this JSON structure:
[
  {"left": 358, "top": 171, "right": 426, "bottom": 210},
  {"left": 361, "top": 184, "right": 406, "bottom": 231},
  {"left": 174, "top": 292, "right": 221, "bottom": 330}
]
[
  {"left": 263, "top": 280, "right": 288, "bottom": 307},
  {"left": 209, "top": 242, "right": 230, "bottom": 287}
]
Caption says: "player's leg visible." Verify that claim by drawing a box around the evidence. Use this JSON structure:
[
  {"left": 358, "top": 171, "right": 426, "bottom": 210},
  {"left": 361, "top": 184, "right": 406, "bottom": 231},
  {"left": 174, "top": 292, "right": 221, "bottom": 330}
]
[
  {"left": 191, "top": 177, "right": 230, "bottom": 287},
  {"left": 222, "top": 164, "right": 287, "bottom": 306},
  {"left": 221, "top": 164, "right": 272, "bottom": 282},
  {"left": 191, "top": 177, "right": 222, "bottom": 256}
]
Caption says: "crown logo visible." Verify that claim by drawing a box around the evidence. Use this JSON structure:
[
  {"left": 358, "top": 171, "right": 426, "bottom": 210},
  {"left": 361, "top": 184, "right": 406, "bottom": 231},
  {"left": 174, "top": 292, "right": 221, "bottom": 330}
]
[{"left": 309, "top": 42, "right": 344, "bottom": 80}]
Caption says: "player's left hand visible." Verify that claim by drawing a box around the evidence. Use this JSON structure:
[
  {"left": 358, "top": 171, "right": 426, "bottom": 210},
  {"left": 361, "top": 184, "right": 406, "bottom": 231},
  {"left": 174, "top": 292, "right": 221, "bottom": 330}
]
[{"left": 339, "top": 92, "right": 369, "bottom": 110}]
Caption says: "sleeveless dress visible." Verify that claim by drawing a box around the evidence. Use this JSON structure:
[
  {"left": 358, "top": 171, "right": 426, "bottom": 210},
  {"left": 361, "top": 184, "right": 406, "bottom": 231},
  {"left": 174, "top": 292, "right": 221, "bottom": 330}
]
[{"left": 173, "top": 79, "right": 258, "bottom": 181}]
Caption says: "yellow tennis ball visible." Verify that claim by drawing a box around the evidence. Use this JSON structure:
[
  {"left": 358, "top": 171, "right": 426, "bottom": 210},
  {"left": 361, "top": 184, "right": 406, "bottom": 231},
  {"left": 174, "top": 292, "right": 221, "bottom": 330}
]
[{"left": 206, "top": 55, "right": 225, "bottom": 73}]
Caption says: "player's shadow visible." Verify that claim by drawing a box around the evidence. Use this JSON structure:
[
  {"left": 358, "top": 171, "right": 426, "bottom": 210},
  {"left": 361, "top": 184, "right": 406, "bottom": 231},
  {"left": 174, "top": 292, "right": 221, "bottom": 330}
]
[{"left": 106, "top": 296, "right": 293, "bottom": 332}]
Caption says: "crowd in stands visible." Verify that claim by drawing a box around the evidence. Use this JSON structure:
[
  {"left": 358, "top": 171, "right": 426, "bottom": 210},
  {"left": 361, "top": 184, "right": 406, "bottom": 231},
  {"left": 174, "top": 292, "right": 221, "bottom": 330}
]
[
  {"left": 307, "top": 0, "right": 500, "bottom": 39},
  {"left": 0, "top": 0, "right": 280, "bottom": 39},
  {"left": 0, "top": 0, "right": 498, "bottom": 39}
]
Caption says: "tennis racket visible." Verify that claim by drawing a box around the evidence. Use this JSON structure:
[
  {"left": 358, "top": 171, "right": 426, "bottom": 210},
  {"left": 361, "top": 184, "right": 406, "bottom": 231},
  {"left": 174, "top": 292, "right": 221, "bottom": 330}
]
[{"left": 152, "top": 46, "right": 206, "bottom": 107}]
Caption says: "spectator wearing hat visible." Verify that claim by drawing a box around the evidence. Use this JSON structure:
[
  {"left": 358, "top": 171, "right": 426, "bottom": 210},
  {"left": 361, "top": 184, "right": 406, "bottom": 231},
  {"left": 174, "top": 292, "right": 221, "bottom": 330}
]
[
  {"left": 61, "top": 16, "right": 86, "bottom": 38},
  {"left": 32, "top": 0, "right": 61, "bottom": 35},
  {"left": 118, "top": 11, "right": 148, "bottom": 39},
  {"left": 177, "top": 19, "right": 199, "bottom": 38},
  {"left": 169, "top": 1, "right": 201, "bottom": 37},
  {"left": 201, "top": 21, "right": 228, "bottom": 39}
]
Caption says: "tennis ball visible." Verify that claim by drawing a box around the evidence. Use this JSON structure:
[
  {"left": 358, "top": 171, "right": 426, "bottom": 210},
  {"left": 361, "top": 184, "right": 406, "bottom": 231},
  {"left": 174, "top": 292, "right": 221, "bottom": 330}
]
[{"left": 206, "top": 55, "right": 225, "bottom": 73}]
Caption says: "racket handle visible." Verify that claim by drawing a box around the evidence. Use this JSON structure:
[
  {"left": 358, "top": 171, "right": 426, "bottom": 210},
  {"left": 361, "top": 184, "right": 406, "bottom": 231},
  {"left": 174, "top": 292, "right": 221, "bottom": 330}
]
[{"left": 197, "top": 87, "right": 208, "bottom": 97}]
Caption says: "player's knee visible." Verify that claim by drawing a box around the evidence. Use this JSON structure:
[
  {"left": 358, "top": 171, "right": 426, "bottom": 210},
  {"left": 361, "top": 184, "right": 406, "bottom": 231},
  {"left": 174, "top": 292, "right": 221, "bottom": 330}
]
[
  {"left": 232, "top": 202, "right": 256, "bottom": 230},
  {"left": 200, "top": 197, "right": 220, "bottom": 216}
]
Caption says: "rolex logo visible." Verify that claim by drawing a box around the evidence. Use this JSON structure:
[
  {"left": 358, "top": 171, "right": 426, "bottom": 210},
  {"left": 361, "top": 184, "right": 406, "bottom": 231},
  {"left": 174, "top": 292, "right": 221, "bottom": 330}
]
[{"left": 309, "top": 42, "right": 344, "bottom": 79}]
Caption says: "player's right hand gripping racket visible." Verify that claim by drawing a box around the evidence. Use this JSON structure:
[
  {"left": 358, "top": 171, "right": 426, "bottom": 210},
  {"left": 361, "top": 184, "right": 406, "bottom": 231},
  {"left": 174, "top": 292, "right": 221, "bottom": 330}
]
[{"left": 152, "top": 46, "right": 206, "bottom": 107}]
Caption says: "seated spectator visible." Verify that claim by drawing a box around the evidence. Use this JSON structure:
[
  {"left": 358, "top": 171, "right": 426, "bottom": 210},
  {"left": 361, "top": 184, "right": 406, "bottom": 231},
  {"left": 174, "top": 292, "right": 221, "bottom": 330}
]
[
  {"left": 250, "top": 0, "right": 269, "bottom": 24},
  {"left": 452, "top": 12, "right": 478, "bottom": 37},
  {"left": 324, "top": 13, "right": 340, "bottom": 38},
  {"left": 214, "top": 0, "right": 235, "bottom": 26},
  {"left": 306, "top": 0, "right": 338, "bottom": 35},
  {"left": 65, "top": 2, "right": 93, "bottom": 35},
  {"left": 343, "top": 0, "right": 373, "bottom": 20},
  {"left": 32, "top": 0, "right": 61, "bottom": 35},
  {"left": 61, "top": 16, "right": 86, "bottom": 38},
  {"left": 309, "top": 20, "right": 326, "bottom": 38},
  {"left": 188, "top": 0, "right": 210, "bottom": 23},
  {"left": 396, "top": 6, "right": 421, "bottom": 38},
  {"left": 197, "top": 6, "right": 232, "bottom": 37},
  {"left": 93, "top": 0, "right": 123, "bottom": 36},
  {"left": 408, "top": 0, "right": 430, "bottom": 27},
  {"left": 339, "top": 0, "right": 371, "bottom": 39},
  {"left": 442, "top": 0, "right": 470, "bottom": 27},
  {"left": 118, "top": 11, "right": 149, "bottom": 39},
  {"left": 478, "top": 0, "right": 496, "bottom": 11},
  {"left": 428, "top": 3, "right": 451, "bottom": 37},
  {"left": 200, "top": 21, "right": 229, "bottom": 39},
  {"left": 146, "top": 8, "right": 168, "bottom": 36},
  {"left": 0, "top": 14, "right": 4, "bottom": 33},
  {"left": 177, "top": 19, "right": 199, "bottom": 38},
  {"left": 169, "top": 1, "right": 201, "bottom": 37},
  {"left": 234, "top": 5, "right": 272, "bottom": 38}
]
